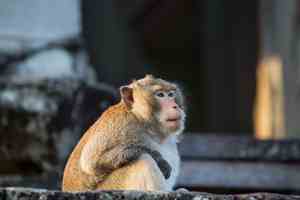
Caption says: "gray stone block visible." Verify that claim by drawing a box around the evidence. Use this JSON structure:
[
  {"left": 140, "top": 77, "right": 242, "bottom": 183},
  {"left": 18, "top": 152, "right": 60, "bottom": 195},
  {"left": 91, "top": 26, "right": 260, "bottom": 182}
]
[{"left": 179, "top": 134, "right": 300, "bottom": 161}]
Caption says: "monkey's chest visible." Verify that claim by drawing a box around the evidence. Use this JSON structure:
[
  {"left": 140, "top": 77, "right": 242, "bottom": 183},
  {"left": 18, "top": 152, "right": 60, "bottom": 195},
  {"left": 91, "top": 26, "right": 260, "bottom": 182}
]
[{"left": 153, "top": 136, "right": 180, "bottom": 190}]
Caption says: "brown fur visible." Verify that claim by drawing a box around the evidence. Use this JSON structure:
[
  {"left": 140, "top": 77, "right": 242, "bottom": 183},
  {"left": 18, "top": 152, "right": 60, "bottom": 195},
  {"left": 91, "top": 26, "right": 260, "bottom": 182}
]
[{"left": 62, "top": 75, "right": 185, "bottom": 192}]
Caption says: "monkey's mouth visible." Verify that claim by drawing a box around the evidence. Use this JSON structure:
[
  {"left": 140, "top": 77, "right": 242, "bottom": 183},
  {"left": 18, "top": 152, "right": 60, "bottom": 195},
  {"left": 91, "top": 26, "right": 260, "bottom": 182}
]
[
  {"left": 166, "top": 118, "right": 180, "bottom": 122},
  {"left": 165, "top": 118, "right": 182, "bottom": 131},
  {"left": 166, "top": 117, "right": 181, "bottom": 123}
]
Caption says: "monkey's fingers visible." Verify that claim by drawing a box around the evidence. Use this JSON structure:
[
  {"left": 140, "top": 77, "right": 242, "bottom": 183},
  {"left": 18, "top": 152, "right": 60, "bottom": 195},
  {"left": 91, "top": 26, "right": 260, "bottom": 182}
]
[
  {"left": 92, "top": 173, "right": 109, "bottom": 187},
  {"left": 157, "top": 159, "right": 172, "bottom": 179},
  {"left": 93, "top": 164, "right": 113, "bottom": 182}
]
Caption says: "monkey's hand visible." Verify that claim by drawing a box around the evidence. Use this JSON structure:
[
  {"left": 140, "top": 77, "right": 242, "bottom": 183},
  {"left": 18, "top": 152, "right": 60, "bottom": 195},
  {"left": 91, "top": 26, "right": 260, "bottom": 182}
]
[
  {"left": 157, "top": 157, "right": 172, "bottom": 179},
  {"left": 143, "top": 149, "right": 172, "bottom": 179},
  {"left": 112, "top": 145, "right": 172, "bottom": 179},
  {"left": 93, "top": 164, "right": 114, "bottom": 183},
  {"left": 82, "top": 144, "right": 145, "bottom": 181}
]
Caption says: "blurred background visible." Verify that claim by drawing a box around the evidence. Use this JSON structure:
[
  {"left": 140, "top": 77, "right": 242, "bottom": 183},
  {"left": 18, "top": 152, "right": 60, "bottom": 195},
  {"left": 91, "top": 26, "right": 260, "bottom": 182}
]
[{"left": 0, "top": 0, "right": 300, "bottom": 195}]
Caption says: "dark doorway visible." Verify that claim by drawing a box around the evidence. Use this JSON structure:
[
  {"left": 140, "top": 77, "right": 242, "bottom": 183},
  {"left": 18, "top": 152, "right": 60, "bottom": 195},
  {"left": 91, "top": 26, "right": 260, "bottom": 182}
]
[{"left": 81, "top": 0, "right": 258, "bottom": 134}]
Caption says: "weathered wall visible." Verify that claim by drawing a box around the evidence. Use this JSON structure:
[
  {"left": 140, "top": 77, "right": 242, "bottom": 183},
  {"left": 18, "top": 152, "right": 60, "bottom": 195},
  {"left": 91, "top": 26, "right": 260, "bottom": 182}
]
[{"left": 0, "top": 79, "right": 117, "bottom": 189}]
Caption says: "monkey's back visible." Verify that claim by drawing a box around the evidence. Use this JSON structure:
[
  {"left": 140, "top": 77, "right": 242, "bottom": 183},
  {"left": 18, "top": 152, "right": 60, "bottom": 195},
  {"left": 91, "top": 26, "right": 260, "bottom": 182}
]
[
  {"left": 62, "top": 111, "right": 101, "bottom": 191},
  {"left": 62, "top": 102, "right": 140, "bottom": 191}
]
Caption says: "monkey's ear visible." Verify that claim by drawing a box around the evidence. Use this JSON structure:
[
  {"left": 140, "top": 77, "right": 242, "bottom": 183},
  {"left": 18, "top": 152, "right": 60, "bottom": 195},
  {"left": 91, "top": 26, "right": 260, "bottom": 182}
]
[{"left": 120, "top": 86, "right": 134, "bottom": 106}]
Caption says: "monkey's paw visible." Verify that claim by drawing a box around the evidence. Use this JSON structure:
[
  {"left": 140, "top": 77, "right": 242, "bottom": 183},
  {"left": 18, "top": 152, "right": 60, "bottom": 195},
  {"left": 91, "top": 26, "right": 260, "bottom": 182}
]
[{"left": 157, "top": 159, "right": 172, "bottom": 179}]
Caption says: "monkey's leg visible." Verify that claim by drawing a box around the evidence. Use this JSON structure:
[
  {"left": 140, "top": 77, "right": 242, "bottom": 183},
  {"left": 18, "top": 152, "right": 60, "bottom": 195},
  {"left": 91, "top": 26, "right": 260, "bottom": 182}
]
[
  {"left": 81, "top": 143, "right": 171, "bottom": 184},
  {"left": 97, "top": 154, "right": 168, "bottom": 191}
]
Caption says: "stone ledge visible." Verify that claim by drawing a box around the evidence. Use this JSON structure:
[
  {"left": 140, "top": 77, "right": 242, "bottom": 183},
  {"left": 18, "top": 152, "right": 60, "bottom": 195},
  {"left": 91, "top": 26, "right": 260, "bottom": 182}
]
[
  {"left": 179, "top": 134, "right": 300, "bottom": 161},
  {"left": 0, "top": 188, "right": 299, "bottom": 200}
]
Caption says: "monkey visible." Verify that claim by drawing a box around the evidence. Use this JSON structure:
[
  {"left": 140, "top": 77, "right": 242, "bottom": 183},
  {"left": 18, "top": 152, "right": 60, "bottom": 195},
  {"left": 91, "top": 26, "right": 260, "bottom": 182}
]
[{"left": 62, "top": 74, "right": 186, "bottom": 192}]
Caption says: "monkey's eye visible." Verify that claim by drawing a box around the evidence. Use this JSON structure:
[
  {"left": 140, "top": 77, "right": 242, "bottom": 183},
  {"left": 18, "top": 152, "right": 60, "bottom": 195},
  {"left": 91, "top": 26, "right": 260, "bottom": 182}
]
[
  {"left": 155, "top": 91, "right": 165, "bottom": 98},
  {"left": 168, "top": 91, "right": 175, "bottom": 98}
]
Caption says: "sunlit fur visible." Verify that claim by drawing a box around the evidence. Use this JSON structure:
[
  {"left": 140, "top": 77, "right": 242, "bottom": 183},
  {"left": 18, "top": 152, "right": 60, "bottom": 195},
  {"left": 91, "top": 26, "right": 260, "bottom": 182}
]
[{"left": 62, "top": 74, "right": 186, "bottom": 192}]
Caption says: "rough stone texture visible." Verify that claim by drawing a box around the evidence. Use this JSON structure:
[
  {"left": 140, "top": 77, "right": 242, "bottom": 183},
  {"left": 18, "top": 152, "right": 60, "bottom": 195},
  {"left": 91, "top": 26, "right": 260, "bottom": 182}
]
[
  {"left": 179, "top": 134, "right": 300, "bottom": 161},
  {"left": 0, "top": 78, "right": 117, "bottom": 178},
  {"left": 0, "top": 188, "right": 299, "bottom": 200}
]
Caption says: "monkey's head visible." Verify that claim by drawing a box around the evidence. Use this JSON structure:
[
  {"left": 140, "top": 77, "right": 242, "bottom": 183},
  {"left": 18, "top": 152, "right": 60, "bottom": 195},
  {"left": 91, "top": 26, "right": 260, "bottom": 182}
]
[{"left": 120, "top": 75, "right": 186, "bottom": 138}]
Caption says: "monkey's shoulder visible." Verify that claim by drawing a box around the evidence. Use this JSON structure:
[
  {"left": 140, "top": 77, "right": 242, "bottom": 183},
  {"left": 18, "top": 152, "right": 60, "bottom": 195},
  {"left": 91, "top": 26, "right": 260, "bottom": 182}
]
[{"left": 96, "top": 103, "right": 139, "bottom": 128}]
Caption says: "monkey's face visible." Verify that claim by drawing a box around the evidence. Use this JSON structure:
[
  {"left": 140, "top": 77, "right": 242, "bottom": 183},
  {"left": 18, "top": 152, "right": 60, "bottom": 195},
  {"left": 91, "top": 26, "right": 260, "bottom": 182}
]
[
  {"left": 120, "top": 75, "right": 186, "bottom": 137},
  {"left": 154, "top": 89, "right": 186, "bottom": 134}
]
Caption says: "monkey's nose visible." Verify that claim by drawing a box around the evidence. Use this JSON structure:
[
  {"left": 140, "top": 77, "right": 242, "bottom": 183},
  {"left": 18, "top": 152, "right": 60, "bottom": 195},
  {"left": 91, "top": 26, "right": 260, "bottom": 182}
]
[{"left": 167, "top": 100, "right": 179, "bottom": 110}]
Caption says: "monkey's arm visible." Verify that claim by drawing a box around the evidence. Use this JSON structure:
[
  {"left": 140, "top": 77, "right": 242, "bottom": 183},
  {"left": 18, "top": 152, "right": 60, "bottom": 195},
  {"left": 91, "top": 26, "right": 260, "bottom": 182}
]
[
  {"left": 80, "top": 138, "right": 171, "bottom": 182},
  {"left": 137, "top": 146, "right": 172, "bottom": 179},
  {"left": 104, "top": 145, "right": 172, "bottom": 179}
]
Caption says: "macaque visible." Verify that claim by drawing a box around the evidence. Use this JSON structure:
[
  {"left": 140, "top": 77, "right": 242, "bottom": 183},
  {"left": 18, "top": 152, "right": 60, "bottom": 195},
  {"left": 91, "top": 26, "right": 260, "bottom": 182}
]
[{"left": 62, "top": 75, "right": 186, "bottom": 191}]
